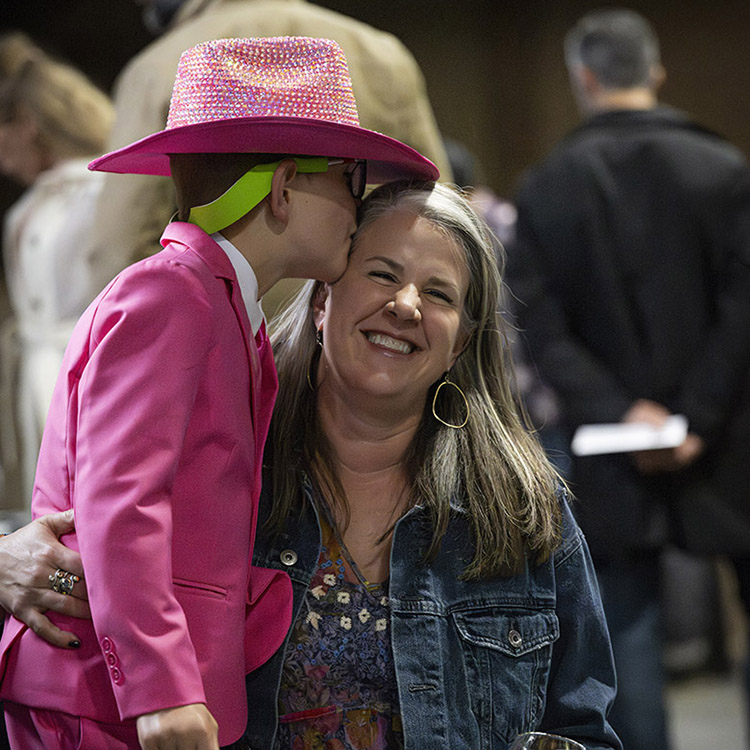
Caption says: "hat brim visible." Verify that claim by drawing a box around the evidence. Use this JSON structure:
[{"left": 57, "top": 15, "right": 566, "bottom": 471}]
[{"left": 88, "top": 116, "right": 439, "bottom": 183}]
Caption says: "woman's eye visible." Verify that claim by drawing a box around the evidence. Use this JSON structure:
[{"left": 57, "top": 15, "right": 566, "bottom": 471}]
[
  {"left": 427, "top": 289, "right": 452, "bottom": 303},
  {"left": 369, "top": 270, "right": 396, "bottom": 282}
]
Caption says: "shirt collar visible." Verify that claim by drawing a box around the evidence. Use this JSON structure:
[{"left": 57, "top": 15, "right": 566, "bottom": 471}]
[{"left": 211, "top": 232, "right": 265, "bottom": 335}]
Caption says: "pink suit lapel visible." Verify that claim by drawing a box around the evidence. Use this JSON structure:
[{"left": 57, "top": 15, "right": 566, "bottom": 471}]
[
  {"left": 252, "top": 323, "right": 279, "bottom": 466},
  {"left": 158, "top": 223, "right": 278, "bottom": 468}
]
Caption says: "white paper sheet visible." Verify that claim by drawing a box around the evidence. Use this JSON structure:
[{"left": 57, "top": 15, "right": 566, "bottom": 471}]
[{"left": 570, "top": 414, "right": 689, "bottom": 456}]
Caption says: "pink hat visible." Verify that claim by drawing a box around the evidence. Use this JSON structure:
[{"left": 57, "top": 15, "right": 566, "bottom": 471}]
[{"left": 89, "top": 36, "right": 438, "bottom": 183}]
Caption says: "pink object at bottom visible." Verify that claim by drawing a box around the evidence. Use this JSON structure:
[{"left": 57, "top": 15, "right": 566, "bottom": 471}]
[{"left": 4, "top": 700, "right": 139, "bottom": 749}]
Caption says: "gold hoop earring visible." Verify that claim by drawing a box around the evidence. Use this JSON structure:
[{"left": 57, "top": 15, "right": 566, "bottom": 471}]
[
  {"left": 306, "top": 359, "right": 315, "bottom": 391},
  {"left": 431, "top": 373, "right": 469, "bottom": 429},
  {"left": 307, "top": 329, "right": 323, "bottom": 391},
  {"left": 306, "top": 352, "right": 319, "bottom": 392}
]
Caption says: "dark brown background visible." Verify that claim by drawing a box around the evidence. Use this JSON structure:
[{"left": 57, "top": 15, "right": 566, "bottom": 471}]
[{"left": 1, "top": 0, "right": 748, "bottom": 202}]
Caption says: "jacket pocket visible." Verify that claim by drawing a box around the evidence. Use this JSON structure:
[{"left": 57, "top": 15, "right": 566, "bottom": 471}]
[
  {"left": 173, "top": 577, "right": 229, "bottom": 601},
  {"left": 453, "top": 608, "right": 559, "bottom": 747}
]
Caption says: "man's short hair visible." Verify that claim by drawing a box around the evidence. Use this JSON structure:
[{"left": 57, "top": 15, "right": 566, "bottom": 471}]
[{"left": 564, "top": 8, "right": 661, "bottom": 89}]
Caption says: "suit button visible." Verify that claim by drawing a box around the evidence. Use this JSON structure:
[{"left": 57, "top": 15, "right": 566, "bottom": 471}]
[
  {"left": 111, "top": 667, "right": 124, "bottom": 685},
  {"left": 106, "top": 652, "right": 119, "bottom": 667},
  {"left": 280, "top": 549, "right": 297, "bottom": 566},
  {"left": 101, "top": 637, "right": 113, "bottom": 653}
]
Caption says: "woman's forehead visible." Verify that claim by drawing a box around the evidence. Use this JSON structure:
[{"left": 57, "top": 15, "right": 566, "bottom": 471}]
[{"left": 359, "top": 210, "right": 467, "bottom": 268}]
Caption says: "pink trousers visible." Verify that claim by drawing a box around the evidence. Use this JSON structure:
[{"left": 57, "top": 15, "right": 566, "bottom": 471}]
[{"left": 3, "top": 701, "right": 139, "bottom": 749}]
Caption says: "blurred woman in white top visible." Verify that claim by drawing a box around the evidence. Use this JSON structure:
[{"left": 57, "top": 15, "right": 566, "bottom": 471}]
[{"left": 0, "top": 32, "right": 113, "bottom": 513}]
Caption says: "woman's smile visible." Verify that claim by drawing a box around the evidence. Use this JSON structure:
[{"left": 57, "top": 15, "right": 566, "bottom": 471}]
[{"left": 364, "top": 331, "right": 416, "bottom": 355}]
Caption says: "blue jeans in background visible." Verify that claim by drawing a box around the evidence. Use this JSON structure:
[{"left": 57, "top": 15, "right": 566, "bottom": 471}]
[{"left": 596, "top": 551, "right": 671, "bottom": 750}]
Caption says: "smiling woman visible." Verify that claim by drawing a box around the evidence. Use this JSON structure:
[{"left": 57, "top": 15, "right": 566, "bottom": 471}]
[
  {"left": 257, "top": 180, "right": 622, "bottom": 749},
  {"left": 271, "top": 180, "right": 562, "bottom": 581},
  {"left": 313, "top": 209, "right": 470, "bottom": 409}
]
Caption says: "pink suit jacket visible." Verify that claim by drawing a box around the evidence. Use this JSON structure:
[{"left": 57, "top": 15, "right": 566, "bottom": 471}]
[{"left": 0, "top": 222, "right": 292, "bottom": 745}]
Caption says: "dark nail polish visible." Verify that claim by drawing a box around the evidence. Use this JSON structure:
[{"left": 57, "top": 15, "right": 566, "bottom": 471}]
[{"left": 68, "top": 640, "right": 80, "bottom": 649}]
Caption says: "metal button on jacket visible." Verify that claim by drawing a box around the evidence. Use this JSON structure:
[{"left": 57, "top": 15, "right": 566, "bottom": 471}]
[
  {"left": 280, "top": 549, "right": 298, "bottom": 566},
  {"left": 508, "top": 629, "right": 523, "bottom": 648}
]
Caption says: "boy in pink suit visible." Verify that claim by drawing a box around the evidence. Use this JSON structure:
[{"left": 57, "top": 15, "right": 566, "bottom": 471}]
[{"left": 0, "top": 37, "right": 436, "bottom": 749}]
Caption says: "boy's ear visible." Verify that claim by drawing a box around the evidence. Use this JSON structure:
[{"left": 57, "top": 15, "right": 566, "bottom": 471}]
[
  {"left": 312, "top": 282, "right": 329, "bottom": 329},
  {"left": 267, "top": 159, "right": 298, "bottom": 222}
]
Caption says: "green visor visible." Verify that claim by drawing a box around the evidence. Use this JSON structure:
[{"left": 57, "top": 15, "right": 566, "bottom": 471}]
[{"left": 188, "top": 156, "right": 329, "bottom": 235}]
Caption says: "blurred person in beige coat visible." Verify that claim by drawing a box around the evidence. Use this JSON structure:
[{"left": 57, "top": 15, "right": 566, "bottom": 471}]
[{"left": 90, "top": 0, "right": 452, "bottom": 315}]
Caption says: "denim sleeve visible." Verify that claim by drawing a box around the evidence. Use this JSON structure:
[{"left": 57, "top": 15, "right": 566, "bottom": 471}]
[{"left": 540, "top": 498, "right": 622, "bottom": 750}]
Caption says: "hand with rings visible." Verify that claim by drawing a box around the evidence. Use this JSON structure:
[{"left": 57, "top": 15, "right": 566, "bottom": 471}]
[
  {"left": 49, "top": 568, "right": 81, "bottom": 596},
  {"left": 0, "top": 510, "right": 89, "bottom": 650}
]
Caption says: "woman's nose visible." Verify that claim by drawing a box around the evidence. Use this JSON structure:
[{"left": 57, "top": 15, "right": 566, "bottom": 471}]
[{"left": 386, "top": 285, "right": 421, "bottom": 321}]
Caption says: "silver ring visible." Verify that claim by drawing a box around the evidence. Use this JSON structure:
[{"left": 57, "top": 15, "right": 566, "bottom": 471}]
[{"left": 49, "top": 568, "right": 80, "bottom": 596}]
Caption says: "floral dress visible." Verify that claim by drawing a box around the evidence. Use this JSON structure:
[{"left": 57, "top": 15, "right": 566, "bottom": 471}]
[{"left": 275, "top": 515, "right": 404, "bottom": 750}]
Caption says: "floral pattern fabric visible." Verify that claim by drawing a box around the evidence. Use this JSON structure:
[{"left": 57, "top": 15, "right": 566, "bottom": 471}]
[{"left": 275, "top": 516, "right": 403, "bottom": 750}]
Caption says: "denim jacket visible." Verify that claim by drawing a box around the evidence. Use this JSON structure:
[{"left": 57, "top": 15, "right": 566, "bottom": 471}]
[{"left": 244, "top": 481, "right": 621, "bottom": 750}]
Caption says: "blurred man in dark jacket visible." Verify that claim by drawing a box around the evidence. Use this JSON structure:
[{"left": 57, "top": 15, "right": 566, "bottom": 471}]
[{"left": 510, "top": 9, "right": 750, "bottom": 749}]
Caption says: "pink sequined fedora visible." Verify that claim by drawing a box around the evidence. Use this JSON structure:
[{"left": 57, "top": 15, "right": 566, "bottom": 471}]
[{"left": 89, "top": 36, "right": 438, "bottom": 183}]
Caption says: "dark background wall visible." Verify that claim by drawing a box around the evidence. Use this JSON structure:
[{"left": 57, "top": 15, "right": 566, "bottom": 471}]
[{"left": 1, "top": 0, "right": 749, "bottom": 202}]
